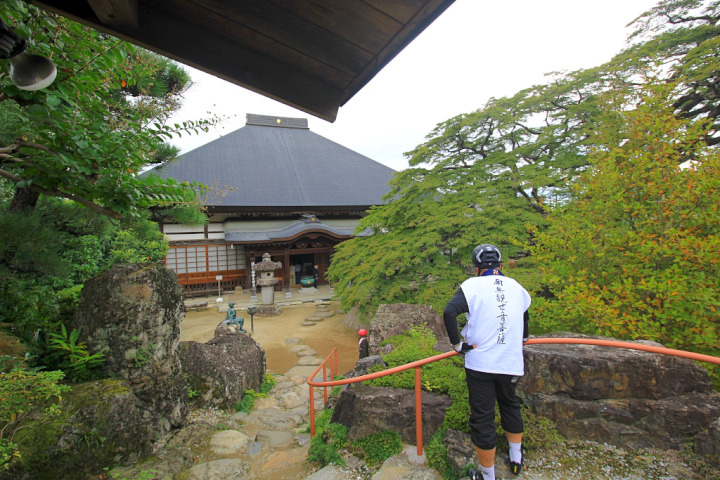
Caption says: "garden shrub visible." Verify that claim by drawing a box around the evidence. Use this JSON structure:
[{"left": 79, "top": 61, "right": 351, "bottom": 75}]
[
  {"left": 259, "top": 373, "right": 276, "bottom": 394},
  {"left": 351, "top": 430, "right": 402, "bottom": 466},
  {"left": 0, "top": 367, "right": 69, "bottom": 470},
  {"left": 308, "top": 409, "right": 348, "bottom": 467},
  {"left": 426, "top": 430, "right": 460, "bottom": 480},
  {"left": 235, "top": 375, "right": 275, "bottom": 413},
  {"left": 45, "top": 325, "right": 105, "bottom": 382}
]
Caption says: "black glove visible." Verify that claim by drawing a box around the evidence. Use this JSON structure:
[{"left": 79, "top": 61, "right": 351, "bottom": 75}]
[{"left": 453, "top": 343, "right": 474, "bottom": 354}]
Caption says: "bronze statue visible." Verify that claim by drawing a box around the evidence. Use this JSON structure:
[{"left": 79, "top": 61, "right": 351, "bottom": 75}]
[{"left": 224, "top": 302, "right": 246, "bottom": 333}]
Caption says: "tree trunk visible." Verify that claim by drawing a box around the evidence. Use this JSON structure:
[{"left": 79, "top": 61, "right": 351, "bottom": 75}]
[{"left": 9, "top": 186, "right": 40, "bottom": 213}]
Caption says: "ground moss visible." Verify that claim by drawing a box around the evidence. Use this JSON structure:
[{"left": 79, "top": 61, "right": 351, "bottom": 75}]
[{"left": 10, "top": 379, "right": 139, "bottom": 479}]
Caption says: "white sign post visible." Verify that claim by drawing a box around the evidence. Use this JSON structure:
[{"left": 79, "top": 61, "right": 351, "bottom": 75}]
[{"left": 215, "top": 275, "right": 223, "bottom": 302}]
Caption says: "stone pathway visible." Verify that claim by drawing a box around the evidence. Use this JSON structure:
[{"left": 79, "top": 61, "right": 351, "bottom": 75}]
[
  {"left": 111, "top": 302, "right": 445, "bottom": 480},
  {"left": 175, "top": 336, "right": 441, "bottom": 480}
]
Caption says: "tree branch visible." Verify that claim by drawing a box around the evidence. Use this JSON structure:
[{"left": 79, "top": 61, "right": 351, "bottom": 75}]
[{"left": 0, "top": 168, "right": 121, "bottom": 218}]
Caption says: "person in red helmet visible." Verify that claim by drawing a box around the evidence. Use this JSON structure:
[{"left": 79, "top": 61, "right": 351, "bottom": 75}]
[
  {"left": 358, "top": 329, "right": 369, "bottom": 359},
  {"left": 443, "top": 244, "right": 531, "bottom": 480}
]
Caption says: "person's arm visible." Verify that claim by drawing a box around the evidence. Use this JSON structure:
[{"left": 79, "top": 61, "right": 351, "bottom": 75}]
[
  {"left": 443, "top": 288, "right": 469, "bottom": 346},
  {"left": 523, "top": 310, "right": 530, "bottom": 342}
]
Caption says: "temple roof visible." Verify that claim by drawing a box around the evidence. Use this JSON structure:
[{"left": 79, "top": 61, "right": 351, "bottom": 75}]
[{"left": 145, "top": 114, "right": 395, "bottom": 212}]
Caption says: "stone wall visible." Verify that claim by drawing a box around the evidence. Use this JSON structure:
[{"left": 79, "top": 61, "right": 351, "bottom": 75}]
[{"left": 518, "top": 333, "right": 720, "bottom": 451}]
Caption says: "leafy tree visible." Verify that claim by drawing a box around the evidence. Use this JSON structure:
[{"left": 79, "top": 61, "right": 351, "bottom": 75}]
[
  {"left": 0, "top": 198, "right": 172, "bottom": 344},
  {"left": 327, "top": 68, "right": 613, "bottom": 318},
  {"left": 532, "top": 81, "right": 720, "bottom": 364},
  {"left": 0, "top": 1, "right": 209, "bottom": 218},
  {"left": 621, "top": 0, "right": 720, "bottom": 144},
  {"left": 328, "top": 1, "right": 720, "bottom": 319}
]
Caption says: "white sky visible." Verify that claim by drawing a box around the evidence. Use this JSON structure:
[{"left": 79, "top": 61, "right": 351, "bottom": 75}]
[{"left": 168, "top": 0, "right": 659, "bottom": 172}]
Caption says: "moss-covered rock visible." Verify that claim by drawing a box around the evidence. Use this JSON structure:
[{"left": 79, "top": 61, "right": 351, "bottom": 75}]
[
  {"left": 70, "top": 264, "right": 189, "bottom": 433},
  {"left": 6, "top": 379, "right": 154, "bottom": 480}
]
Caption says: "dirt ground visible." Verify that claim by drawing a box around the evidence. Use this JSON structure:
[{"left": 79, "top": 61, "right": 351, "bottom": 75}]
[{"left": 179, "top": 301, "right": 361, "bottom": 375}]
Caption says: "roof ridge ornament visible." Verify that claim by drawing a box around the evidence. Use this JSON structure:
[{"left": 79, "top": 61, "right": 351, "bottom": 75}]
[
  {"left": 301, "top": 214, "right": 319, "bottom": 223},
  {"left": 246, "top": 113, "right": 309, "bottom": 129}
]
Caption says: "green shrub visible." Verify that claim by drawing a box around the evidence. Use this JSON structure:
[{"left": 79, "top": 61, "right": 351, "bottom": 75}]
[
  {"left": 425, "top": 430, "right": 460, "bottom": 480},
  {"left": 308, "top": 409, "right": 348, "bottom": 467},
  {"left": 45, "top": 325, "right": 105, "bottom": 382},
  {"left": 367, "top": 326, "right": 465, "bottom": 394},
  {"left": 351, "top": 430, "right": 402, "bottom": 466},
  {"left": 0, "top": 367, "right": 70, "bottom": 470},
  {"left": 259, "top": 373, "right": 276, "bottom": 394},
  {"left": 234, "top": 388, "right": 268, "bottom": 414}
]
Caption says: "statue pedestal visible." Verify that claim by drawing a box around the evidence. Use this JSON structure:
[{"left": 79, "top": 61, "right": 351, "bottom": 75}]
[{"left": 256, "top": 304, "right": 281, "bottom": 316}]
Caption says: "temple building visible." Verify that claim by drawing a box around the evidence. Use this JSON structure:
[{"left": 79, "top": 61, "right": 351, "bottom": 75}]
[{"left": 145, "top": 114, "right": 395, "bottom": 297}]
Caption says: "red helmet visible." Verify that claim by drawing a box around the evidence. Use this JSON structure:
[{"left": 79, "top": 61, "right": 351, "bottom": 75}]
[{"left": 358, "top": 329, "right": 367, "bottom": 336}]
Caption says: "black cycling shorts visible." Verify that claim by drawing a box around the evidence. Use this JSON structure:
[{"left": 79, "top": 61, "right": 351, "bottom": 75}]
[{"left": 465, "top": 368, "right": 524, "bottom": 450}]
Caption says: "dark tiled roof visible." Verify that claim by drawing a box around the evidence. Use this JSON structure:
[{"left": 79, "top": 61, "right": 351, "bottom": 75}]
[
  {"left": 225, "top": 220, "right": 372, "bottom": 242},
  {"left": 145, "top": 114, "right": 395, "bottom": 209}
]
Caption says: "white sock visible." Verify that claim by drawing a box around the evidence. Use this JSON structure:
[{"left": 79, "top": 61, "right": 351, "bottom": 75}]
[
  {"left": 480, "top": 465, "right": 495, "bottom": 480},
  {"left": 509, "top": 441, "right": 522, "bottom": 463}
]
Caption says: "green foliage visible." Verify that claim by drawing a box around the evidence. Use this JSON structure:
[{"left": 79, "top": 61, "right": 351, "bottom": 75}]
[
  {"left": 308, "top": 409, "right": 347, "bottom": 467},
  {"left": 0, "top": 367, "right": 69, "bottom": 470},
  {"left": 425, "top": 431, "right": 460, "bottom": 480},
  {"left": 259, "top": 373, "right": 276, "bottom": 395},
  {"left": 0, "top": 1, "right": 210, "bottom": 218},
  {"left": 0, "top": 199, "right": 172, "bottom": 369},
  {"left": 234, "top": 388, "right": 268, "bottom": 414},
  {"left": 328, "top": 0, "right": 720, "bottom": 324},
  {"left": 234, "top": 375, "right": 275, "bottom": 411},
  {"left": 107, "top": 224, "right": 168, "bottom": 265},
  {"left": 351, "top": 430, "right": 402, "bottom": 466},
  {"left": 107, "top": 468, "right": 158, "bottom": 480},
  {"left": 520, "top": 407, "right": 564, "bottom": 451},
  {"left": 532, "top": 81, "right": 720, "bottom": 377},
  {"left": 366, "top": 326, "right": 466, "bottom": 395},
  {"left": 364, "top": 326, "right": 470, "bottom": 432},
  {"left": 45, "top": 325, "right": 105, "bottom": 382},
  {"left": 129, "top": 337, "right": 157, "bottom": 368}
]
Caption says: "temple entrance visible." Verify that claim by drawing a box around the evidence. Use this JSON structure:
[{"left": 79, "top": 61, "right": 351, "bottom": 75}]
[
  {"left": 289, "top": 253, "right": 314, "bottom": 286},
  {"left": 288, "top": 251, "right": 330, "bottom": 286}
]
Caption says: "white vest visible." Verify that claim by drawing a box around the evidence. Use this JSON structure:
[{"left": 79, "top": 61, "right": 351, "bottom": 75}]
[{"left": 460, "top": 274, "right": 531, "bottom": 376}]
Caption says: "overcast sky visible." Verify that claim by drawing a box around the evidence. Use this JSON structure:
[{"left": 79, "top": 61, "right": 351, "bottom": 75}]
[{"left": 168, "top": 0, "right": 659, "bottom": 172}]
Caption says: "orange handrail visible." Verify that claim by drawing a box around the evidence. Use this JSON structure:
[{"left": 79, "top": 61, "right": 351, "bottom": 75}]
[
  {"left": 306, "top": 337, "right": 720, "bottom": 457},
  {"left": 524, "top": 338, "right": 720, "bottom": 365},
  {"left": 307, "top": 348, "right": 460, "bottom": 455}
]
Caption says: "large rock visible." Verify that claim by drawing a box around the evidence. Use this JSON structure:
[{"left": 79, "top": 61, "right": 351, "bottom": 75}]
[
  {"left": 8, "top": 379, "right": 155, "bottom": 480},
  {"left": 368, "top": 304, "right": 447, "bottom": 355},
  {"left": 330, "top": 385, "right": 451, "bottom": 444},
  {"left": 519, "top": 333, "right": 720, "bottom": 450},
  {"left": 443, "top": 429, "right": 476, "bottom": 475},
  {"left": 695, "top": 417, "right": 720, "bottom": 468},
  {"left": 70, "top": 263, "right": 189, "bottom": 433},
  {"left": 179, "top": 329, "right": 266, "bottom": 409}
]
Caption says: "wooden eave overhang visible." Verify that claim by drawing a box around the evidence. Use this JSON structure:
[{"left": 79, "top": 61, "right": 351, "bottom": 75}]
[{"left": 30, "top": 0, "right": 456, "bottom": 122}]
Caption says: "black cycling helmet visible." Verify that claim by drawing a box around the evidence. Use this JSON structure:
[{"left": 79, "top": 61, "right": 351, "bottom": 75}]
[{"left": 472, "top": 244, "right": 502, "bottom": 269}]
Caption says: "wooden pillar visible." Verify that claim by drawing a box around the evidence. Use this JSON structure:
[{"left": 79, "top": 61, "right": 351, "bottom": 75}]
[{"left": 284, "top": 247, "right": 290, "bottom": 287}]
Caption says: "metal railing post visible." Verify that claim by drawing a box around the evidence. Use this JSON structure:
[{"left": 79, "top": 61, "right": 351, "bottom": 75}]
[
  {"left": 309, "top": 385, "right": 316, "bottom": 437},
  {"left": 322, "top": 363, "right": 328, "bottom": 404},
  {"left": 414, "top": 366, "right": 423, "bottom": 456}
]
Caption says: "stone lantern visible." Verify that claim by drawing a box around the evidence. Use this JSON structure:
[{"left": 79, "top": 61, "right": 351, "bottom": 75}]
[{"left": 254, "top": 252, "right": 282, "bottom": 315}]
